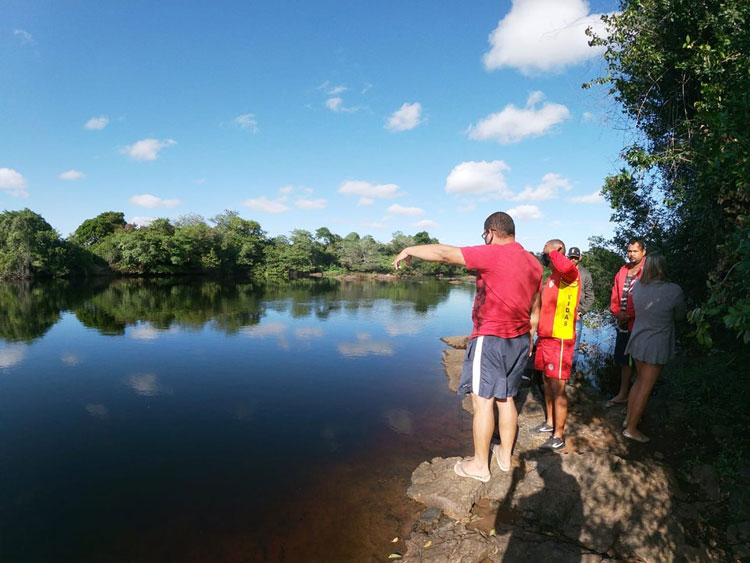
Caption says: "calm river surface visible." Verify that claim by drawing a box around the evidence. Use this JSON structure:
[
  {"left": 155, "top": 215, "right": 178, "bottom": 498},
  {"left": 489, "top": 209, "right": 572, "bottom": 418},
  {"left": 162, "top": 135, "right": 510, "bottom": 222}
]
[{"left": 0, "top": 277, "right": 480, "bottom": 562}]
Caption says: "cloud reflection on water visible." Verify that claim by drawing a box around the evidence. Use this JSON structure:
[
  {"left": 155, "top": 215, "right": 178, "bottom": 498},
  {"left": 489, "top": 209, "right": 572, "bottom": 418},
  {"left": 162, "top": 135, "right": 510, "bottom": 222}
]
[
  {"left": 383, "top": 408, "right": 414, "bottom": 436},
  {"left": 61, "top": 353, "right": 82, "bottom": 366},
  {"left": 294, "top": 326, "right": 324, "bottom": 339},
  {"left": 85, "top": 403, "right": 109, "bottom": 417},
  {"left": 129, "top": 325, "right": 159, "bottom": 340},
  {"left": 337, "top": 333, "right": 395, "bottom": 357},
  {"left": 126, "top": 373, "right": 165, "bottom": 396},
  {"left": 0, "top": 344, "right": 26, "bottom": 369},
  {"left": 241, "top": 321, "right": 290, "bottom": 350}
]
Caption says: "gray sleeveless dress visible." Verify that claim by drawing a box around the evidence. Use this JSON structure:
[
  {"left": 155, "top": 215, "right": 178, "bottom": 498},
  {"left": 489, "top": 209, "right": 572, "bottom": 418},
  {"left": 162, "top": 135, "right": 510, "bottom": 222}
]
[{"left": 625, "top": 281, "right": 686, "bottom": 365}]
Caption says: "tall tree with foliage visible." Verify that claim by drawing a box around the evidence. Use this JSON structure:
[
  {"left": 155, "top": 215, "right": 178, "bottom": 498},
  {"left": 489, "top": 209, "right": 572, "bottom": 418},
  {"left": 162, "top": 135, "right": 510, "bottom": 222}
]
[
  {"left": 588, "top": 0, "right": 750, "bottom": 344},
  {"left": 71, "top": 211, "right": 126, "bottom": 247},
  {"left": 0, "top": 209, "right": 70, "bottom": 279}
]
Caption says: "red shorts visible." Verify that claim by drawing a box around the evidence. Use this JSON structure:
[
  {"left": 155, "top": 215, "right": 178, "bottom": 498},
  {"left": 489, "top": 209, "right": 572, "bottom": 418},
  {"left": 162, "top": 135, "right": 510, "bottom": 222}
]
[{"left": 534, "top": 337, "right": 575, "bottom": 380}]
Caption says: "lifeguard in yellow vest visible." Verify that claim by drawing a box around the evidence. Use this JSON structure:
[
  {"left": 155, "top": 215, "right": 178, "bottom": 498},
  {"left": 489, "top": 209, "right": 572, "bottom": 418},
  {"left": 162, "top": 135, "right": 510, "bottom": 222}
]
[{"left": 532, "top": 239, "right": 581, "bottom": 452}]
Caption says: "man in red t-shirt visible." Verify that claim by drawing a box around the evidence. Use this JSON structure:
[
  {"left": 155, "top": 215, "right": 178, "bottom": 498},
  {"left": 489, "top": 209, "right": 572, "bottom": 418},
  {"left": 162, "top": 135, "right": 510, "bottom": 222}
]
[{"left": 393, "top": 212, "right": 542, "bottom": 482}]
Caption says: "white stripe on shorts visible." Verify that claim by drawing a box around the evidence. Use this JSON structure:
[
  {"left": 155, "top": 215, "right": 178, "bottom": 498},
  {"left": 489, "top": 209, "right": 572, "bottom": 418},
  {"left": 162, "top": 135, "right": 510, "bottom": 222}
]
[{"left": 472, "top": 336, "right": 484, "bottom": 395}]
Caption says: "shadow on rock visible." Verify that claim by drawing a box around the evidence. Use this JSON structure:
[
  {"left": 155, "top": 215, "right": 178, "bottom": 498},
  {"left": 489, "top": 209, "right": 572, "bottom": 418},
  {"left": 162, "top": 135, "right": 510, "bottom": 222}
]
[{"left": 498, "top": 451, "right": 586, "bottom": 562}]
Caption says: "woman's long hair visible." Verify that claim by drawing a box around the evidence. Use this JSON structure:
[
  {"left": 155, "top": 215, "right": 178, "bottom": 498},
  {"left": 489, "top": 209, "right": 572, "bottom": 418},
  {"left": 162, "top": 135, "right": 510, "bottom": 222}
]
[{"left": 639, "top": 252, "right": 669, "bottom": 284}]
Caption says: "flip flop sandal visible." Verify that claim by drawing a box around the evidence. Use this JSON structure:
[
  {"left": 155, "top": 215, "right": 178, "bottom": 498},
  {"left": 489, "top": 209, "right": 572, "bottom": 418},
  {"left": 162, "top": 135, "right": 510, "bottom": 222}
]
[{"left": 454, "top": 459, "right": 491, "bottom": 482}]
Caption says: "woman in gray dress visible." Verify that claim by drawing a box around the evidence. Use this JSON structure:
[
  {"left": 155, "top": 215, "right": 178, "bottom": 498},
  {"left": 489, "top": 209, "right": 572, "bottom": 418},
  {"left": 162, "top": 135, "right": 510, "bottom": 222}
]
[{"left": 623, "top": 253, "right": 686, "bottom": 442}]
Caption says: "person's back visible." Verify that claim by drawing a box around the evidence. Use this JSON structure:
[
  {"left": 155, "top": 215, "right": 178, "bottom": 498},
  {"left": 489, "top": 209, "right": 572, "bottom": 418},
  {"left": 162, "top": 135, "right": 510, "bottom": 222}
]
[
  {"left": 462, "top": 242, "right": 542, "bottom": 338},
  {"left": 631, "top": 281, "right": 684, "bottom": 328}
]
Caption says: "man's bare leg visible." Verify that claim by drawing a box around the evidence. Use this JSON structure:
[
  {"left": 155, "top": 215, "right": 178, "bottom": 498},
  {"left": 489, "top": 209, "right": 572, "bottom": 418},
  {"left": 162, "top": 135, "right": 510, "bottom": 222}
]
[
  {"left": 544, "top": 378, "right": 568, "bottom": 439},
  {"left": 462, "top": 393, "right": 494, "bottom": 478},
  {"left": 543, "top": 377, "right": 554, "bottom": 428},
  {"left": 495, "top": 397, "right": 517, "bottom": 469}
]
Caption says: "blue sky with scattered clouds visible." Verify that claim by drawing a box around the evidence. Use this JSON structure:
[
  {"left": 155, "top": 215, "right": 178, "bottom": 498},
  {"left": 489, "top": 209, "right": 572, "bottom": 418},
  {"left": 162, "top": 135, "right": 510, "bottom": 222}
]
[{"left": 1, "top": 0, "right": 626, "bottom": 251}]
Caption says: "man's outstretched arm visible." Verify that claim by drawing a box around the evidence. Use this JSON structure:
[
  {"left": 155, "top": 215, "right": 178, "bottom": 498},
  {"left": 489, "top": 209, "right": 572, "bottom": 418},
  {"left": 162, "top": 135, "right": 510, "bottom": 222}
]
[{"left": 393, "top": 244, "right": 466, "bottom": 270}]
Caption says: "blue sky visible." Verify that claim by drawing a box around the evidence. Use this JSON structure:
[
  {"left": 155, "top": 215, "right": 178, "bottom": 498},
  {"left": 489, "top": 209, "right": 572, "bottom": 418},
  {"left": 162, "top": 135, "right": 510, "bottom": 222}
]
[{"left": 1, "top": 0, "right": 626, "bottom": 251}]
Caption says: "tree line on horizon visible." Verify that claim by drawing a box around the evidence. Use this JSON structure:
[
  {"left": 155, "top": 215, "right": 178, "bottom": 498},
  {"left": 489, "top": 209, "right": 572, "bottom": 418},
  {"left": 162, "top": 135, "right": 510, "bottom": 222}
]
[{"left": 0, "top": 207, "right": 467, "bottom": 281}]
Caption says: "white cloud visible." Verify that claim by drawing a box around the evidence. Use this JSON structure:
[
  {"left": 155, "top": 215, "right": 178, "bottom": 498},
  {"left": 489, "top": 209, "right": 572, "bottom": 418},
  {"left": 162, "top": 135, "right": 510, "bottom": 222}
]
[
  {"left": 233, "top": 113, "right": 259, "bottom": 133},
  {"left": 279, "top": 185, "right": 295, "bottom": 195},
  {"left": 569, "top": 190, "right": 605, "bottom": 204},
  {"left": 326, "top": 97, "right": 343, "bottom": 111},
  {"left": 412, "top": 219, "right": 437, "bottom": 229},
  {"left": 130, "top": 194, "right": 181, "bottom": 208},
  {"left": 445, "top": 160, "right": 512, "bottom": 197},
  {"left": 242, "top": 196, "right": 290, "bottom": 213},
  {"left": 295, "top": 198, "right": 327, "bottom": 210},
  {"left": 130, "top": 216, "right": 155, "bottom": 227},
  {"left": 59, "top": 169, "right": 84, "bottom": 181},
  {"left": 513, "top": 172, "right": 572, "bottom": 201},
  {"left": 582, "top": 111, "right": 595, "bottom": 122},
  {"left": 387, "top": 203, "right": 424, "bottom": 217},
  {"left": 13, "top": 29, "right": 35, "bottom": 45},
  {"left": 121, "top": 138, "right": 176, "bottom": 161},
  {"left": 339, "top": 180, "right": 402, "bottom": 206},
  {"left": 328, "top": 85, "right": 347, "bottom": 95},
  {"left": 507, "top": 204, "right": 543, "bottom": 220},
  {"left": 385, "top": 102, "right": 423, "bottom": 132},
  {"left": 324, "top": 96, "right": 364, "bottom": 113},
  {"left": 361, "top": 220, "right": 388, "bottom": 231},
  {"left": 84, "top": 116, "right": 109, "bottom": 130},
  {"left": 0, "top": 167, "right": 28, "bottom": 197},
  {"left": 483, "top": 0, "right": 609, "bottom": 75},
  {"left": 467, "top": 91, "right": 570, "bottom": 144}
]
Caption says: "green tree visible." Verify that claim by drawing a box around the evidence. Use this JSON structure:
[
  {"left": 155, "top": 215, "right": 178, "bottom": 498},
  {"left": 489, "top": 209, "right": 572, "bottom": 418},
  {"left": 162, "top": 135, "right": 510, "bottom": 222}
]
[
  {"left": 588, "top": 0, "right": 750, "bottom": 344},
  {"left": 0, "top": 209, "right": 70, "bottom": 279},
  {"left": 211, "top": 210, "right": 267, "bottom": 273},
  {"left": 581, "top": 236, "right": 625, "bottom": 311},
  {"left": 71, "top": 211, "right": 126, "bottom": 247}
]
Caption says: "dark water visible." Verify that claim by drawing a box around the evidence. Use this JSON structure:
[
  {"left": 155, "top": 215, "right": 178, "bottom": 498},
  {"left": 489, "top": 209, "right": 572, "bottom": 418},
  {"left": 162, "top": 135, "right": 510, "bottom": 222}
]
[{"left": 0, "top": 278, "right": 477, "bottom": 562}]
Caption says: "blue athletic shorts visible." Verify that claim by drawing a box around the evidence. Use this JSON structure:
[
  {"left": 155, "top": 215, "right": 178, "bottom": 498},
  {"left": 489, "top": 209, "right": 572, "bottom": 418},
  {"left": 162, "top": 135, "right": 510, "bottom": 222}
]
[{"left": 458, "top": 334, "right": 529, "bottom": 399}]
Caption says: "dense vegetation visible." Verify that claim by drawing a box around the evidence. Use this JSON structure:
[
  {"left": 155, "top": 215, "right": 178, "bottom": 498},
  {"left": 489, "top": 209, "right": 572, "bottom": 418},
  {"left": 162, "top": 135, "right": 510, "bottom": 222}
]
[
  {"left": 0, "top": 208, "right": 464, "bottom": 281},
  {"left": 588, "top": 0, "right": 750, "bottom": 530},
  {"left": 588, "top": 0, "right": 749, "bottom": 347}
]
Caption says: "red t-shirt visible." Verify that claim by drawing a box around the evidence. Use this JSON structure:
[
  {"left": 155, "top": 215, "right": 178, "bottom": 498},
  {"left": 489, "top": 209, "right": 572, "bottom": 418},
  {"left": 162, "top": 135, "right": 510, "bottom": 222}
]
[{"left": 461, "top": 242, "right": 543, "bottom": 339}]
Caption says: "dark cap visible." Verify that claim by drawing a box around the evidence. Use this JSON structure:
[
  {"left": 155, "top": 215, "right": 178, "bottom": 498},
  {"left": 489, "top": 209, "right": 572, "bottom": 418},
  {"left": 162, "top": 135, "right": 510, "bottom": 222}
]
[{"left": 567, "top": 247, "right": 581, "bottom": 258}]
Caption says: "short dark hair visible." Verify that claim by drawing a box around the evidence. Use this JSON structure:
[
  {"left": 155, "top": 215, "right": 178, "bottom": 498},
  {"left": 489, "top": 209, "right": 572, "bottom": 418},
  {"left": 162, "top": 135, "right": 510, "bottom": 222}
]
[
  {"left": 484, "top": 212, "right": 515, "bottom": 236},
  {"left": 628, "top": 238, "right": 646, "bottom": 250}
]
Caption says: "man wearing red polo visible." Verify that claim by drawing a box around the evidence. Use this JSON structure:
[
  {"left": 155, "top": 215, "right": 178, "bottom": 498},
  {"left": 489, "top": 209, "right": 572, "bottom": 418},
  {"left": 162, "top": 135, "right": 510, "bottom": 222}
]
[{"left": 393, "top": 212, "right": 542, "bottom": 481}]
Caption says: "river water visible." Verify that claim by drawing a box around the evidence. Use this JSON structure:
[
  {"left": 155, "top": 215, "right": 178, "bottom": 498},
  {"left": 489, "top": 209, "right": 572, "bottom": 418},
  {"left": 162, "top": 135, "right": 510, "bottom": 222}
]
[{"left": 0, "top": 277, "right": 482, "bottom": 562}]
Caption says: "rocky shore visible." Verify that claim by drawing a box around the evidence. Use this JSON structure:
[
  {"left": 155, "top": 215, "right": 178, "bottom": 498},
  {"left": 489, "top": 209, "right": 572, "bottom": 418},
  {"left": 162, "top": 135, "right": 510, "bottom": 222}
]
[{"left": 393, "top": 337, "right": 737, "bottom": 562}]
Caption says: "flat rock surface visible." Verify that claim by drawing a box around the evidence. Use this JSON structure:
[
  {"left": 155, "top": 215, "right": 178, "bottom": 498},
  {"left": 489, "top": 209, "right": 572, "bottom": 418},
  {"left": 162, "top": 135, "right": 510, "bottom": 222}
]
[{"left": 402, "top": 338, "right": 726, "bottom": 562}]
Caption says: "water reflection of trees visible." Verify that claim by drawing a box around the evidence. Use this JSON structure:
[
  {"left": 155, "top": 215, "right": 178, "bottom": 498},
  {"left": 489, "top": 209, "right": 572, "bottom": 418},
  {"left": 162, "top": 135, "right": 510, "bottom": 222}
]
[
  {"left": 0, "top": 281, "right": 72, "bottom": 342},
  {"left": 0, "top": 276, "right": 456, "bottom": 341}
]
